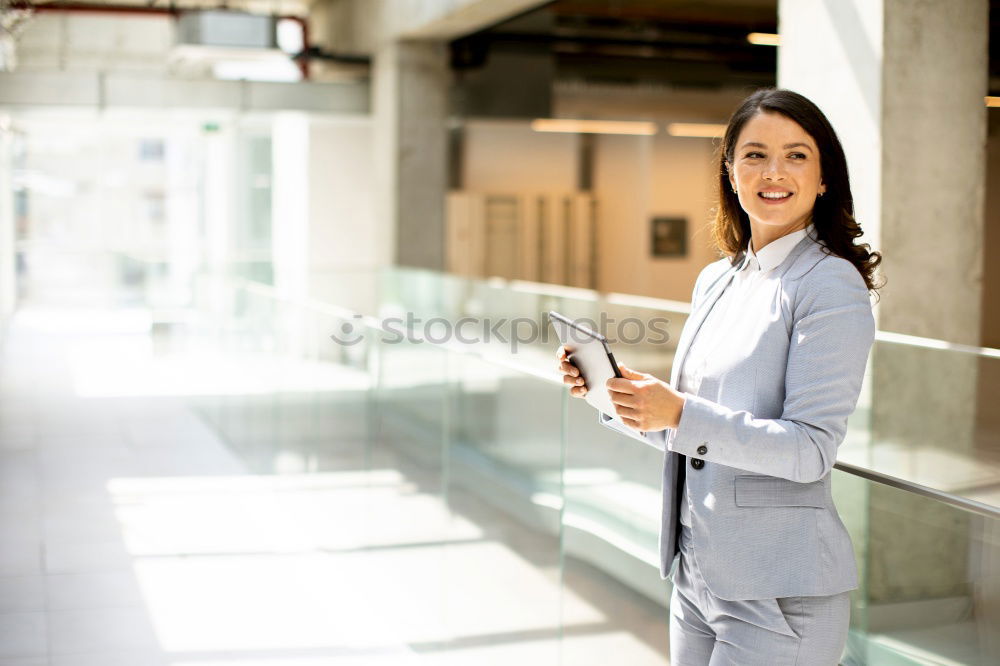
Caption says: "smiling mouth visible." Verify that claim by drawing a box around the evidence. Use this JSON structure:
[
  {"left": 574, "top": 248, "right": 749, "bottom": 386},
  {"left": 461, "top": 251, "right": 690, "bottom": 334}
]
[{"left": 758, "top": 192, "right": 792, "bottom": 202}]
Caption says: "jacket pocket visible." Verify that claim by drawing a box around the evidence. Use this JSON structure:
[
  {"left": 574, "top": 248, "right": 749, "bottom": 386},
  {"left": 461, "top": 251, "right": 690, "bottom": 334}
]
[{"left": 734, "top": 475, "right": 827, "bottom": 508}]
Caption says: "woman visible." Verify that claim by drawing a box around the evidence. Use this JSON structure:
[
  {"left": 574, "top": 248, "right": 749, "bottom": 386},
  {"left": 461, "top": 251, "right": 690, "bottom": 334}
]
[{"left": 556, "top": 88, "right": 883, "bottom": 664}]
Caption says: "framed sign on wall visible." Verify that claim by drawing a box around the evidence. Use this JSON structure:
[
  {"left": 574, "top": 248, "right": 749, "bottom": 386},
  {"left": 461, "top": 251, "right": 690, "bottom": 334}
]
[{"left": 651, "top": 216, "right": 687, "bottom": 258}]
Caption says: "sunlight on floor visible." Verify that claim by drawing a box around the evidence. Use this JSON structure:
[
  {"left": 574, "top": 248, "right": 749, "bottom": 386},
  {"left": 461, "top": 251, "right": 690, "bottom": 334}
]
[{"left": 104, "top": 469, "right": 613, "bottom": 659}]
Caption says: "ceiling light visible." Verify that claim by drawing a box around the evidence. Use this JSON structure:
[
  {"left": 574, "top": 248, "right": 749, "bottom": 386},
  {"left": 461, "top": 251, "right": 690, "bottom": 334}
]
[
  {"left": 277, "top": 18, "right": 305, "bottom": 55},
  {"left": 531, "top": 119, "right": 658, "bottom": 136},
  {"left": 667, "top": 123, "right": 727, "bottom": 139},
  {"left": 747, "top": 32, "right": 780, "bottom": 46}
]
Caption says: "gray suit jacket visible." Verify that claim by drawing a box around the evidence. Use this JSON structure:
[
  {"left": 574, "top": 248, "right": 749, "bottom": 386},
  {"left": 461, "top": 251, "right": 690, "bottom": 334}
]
[{"left": 601, "top": 225, "right": 875, "bottom": 600}]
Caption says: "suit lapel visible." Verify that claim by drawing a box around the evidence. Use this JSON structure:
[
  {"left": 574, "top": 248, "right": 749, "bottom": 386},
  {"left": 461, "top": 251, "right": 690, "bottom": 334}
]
[
  {"left": 668, "top": 229, "right": 820, "bottom": 388},
  {"left": 669, "top": 264, "right": 739, "bottom": 387}
]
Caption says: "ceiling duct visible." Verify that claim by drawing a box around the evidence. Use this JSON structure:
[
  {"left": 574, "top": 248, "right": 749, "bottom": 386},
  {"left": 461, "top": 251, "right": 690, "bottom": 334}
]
[
  {"left": 176, "top": 10, "right": 277, "bottom": 50},
  {"left": 169, "top": 10, "right": 297, "bottom": 80}
]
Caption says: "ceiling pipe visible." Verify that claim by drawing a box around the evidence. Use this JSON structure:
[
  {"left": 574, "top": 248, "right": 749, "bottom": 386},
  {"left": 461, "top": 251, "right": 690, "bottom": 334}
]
[
  {"left": 11, "top": 1, "right": 177, "bottom": 17},
  {"left": 282, "top": 14, "right": 308, "bottom": 80}
]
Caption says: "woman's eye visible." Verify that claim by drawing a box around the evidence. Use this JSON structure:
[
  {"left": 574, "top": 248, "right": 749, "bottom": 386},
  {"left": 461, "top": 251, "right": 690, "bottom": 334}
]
[{"left": 744, "top": 151, "right": 807, "bottom": 159}]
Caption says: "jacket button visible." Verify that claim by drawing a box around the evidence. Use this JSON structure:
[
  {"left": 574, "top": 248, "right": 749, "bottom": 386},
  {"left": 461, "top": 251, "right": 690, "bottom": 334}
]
[
  {"left": 697, "top": 444, "right": 708, "bottom": 455},
  {"left": 691, "top": 458, "right": 704, "bottom": 470}
]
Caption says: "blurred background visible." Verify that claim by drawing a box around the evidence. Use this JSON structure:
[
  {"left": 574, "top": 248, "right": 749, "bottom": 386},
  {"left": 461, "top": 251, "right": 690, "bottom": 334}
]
[{"left": 0, "top": 0, "right": 998, "bottom": 664}]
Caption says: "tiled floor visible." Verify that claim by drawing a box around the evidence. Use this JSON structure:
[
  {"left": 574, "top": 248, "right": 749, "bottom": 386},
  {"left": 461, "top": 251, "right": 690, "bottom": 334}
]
[{"left": 0, "top": 305, "right": 670, "bottom": 665}]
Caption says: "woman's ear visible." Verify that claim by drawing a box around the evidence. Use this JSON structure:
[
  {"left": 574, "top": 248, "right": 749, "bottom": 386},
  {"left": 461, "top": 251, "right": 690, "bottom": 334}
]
[{"left": 726, "top": 162, "right": 736, "bottom": 193}]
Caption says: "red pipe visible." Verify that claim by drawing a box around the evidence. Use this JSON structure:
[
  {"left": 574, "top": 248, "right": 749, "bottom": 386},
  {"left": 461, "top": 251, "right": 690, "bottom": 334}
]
[
  {"left": 12, "top": 2, "right": 177, "bottom": 16},
  {"left": 282, "top": 15, "right": 310, "bottom": 80}
]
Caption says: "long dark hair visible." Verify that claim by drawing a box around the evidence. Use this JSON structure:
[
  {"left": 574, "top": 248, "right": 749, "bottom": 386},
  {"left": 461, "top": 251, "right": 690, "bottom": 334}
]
[{"left": 712, "top": 87, "right": 884, "bottom": 299}]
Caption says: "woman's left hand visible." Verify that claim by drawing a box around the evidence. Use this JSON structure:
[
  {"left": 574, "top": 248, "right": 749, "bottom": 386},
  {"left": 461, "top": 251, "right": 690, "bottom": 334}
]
[{"left": 607, "top": 365, "right": 686, "bottom": 432}]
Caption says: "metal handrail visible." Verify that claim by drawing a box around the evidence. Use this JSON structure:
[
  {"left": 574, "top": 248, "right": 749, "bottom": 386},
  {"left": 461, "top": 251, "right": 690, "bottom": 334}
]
[{"left": 834, "top": 461, "right": 1000, "bottom": 520}]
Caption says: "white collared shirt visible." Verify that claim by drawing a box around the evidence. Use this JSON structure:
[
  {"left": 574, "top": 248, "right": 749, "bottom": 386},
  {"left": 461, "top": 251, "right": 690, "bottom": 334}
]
[{"left": 677, "top": 223, "right": 814, "bottom": 527}]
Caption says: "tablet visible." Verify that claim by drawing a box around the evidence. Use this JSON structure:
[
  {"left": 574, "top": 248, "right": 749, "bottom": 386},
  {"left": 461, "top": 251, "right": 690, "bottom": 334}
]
[{"left": 548, "top": 310, "right": 628, "bottom": 424}]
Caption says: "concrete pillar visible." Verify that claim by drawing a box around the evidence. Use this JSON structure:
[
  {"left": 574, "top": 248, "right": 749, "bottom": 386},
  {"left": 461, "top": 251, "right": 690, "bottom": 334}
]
[
  {"left": 165, "top": 130, "right": 201, "bottom": 309},
  {"left": 272, "top": 113, "right": 311, "bottom": 298},
  {"left": 270, "top": 114, "right": 380, "bottom": 312},
  {"left": 779, "top": 0, "right": 987, "bottom": 345},
  {"left": 373, "top": 40, "right": 449, "bottom": 270},
  {"left": 881, "top": 0, "right": 988, "bottom": 345},
  {"left": 984, "top": 119, "right": 1000, "bottom": 348},
  {"left": 203, "top": 122, "right": 235, "bottom": 277},
  {"left": 778, "top": 0, "right": 884, "bottom": 294},
  {"left": 778, "top": 2, "right": 993, "bottom": 658},
  {"left": 0, "top": 121, "right": 15, "bottom": 336}
]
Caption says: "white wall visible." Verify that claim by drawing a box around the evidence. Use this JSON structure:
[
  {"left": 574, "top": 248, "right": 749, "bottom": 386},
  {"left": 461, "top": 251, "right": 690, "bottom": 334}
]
[
  {"left": 462, "top": 120, "right": 578, "bottom": 192},
  {"left": 460, "top": 106, "right": 728, "bottom": 302},
  {"left": 587, "top": 132, "right": 719, "bottom": 302},
  {"left": 591, "top": 134, "right": 648, "bottom": 296},
  {"left": 646, "top": 133, "right": 721, "bottom": 301},
  {"left": 307, "top": 117, "right": 377, "bottom": 273}
]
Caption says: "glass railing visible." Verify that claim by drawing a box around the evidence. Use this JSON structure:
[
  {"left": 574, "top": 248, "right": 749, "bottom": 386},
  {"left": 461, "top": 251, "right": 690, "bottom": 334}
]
[
  {"left": 838, "top": 331, "right": 1000, "bottom": 512},
  {"left": 181, "top": 266, "right": 999, "bottom": 665}
]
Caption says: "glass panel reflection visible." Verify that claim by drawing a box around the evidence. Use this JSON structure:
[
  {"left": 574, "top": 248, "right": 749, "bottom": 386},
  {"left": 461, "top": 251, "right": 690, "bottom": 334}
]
[
  {"left": 561, "top": 393, "right": 671, "bottom": 665},
  {"left": 177, "top": 268, "right": 999, "bottom": 664},
  {"left": 839, "top": 468, "right": 1000, "bottom": 665},
  {"left": 441, "top": 352, "right": 563, "bottom": 661}
]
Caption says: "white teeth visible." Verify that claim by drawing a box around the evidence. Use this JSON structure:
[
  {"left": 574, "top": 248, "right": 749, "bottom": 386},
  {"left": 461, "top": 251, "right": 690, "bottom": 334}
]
[{"left": 760, "top": 191, "right": 791, "bottom": 199}]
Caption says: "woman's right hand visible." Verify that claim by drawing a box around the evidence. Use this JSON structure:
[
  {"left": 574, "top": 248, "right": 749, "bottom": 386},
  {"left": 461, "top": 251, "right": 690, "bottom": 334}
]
[{"left": 556, "top": 345, "right": 589, "bottom": 398}]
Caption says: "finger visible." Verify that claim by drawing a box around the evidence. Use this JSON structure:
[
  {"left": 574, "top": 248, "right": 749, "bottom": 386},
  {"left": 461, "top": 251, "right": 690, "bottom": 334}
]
[
  {"left": 615, "top": 404, "right": 638, "bottom": 417},
  {"left": 563, "top": 374, "right": 585, "bottom": 387},
  {"left": 619, "top": 414, "right": 642, "bottom": 429},
  {"left": 610, "top": 394, "right": 635, "bottom": 409},
  {"left": 606, "top": 378, "right": 636, "bottom": 395},
  {"left": 560, "top": 361, "right": 579, "bottom": 377},
  {"left": 618, "top": 364, "right": 643, "bottom": 379},
  {"left": 571, "top": 386, "right": 588, "bottom": 398}
]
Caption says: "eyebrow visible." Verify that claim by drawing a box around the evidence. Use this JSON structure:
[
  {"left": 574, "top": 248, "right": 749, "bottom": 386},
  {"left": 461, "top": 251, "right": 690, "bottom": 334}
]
[{"left": 740, "top": 141, "right": 814, "bottom": 152}]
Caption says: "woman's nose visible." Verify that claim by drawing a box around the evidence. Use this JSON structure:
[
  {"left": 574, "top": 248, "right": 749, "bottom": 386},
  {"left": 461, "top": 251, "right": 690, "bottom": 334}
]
[{"left": 762, "top": 157, "right": 786, "bottom": 179}]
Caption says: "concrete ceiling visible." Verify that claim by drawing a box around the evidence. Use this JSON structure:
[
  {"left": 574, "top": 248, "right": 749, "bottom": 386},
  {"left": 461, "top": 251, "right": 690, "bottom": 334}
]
[{"left": 452, "top": 0, "right": 779, "bottom": 90}]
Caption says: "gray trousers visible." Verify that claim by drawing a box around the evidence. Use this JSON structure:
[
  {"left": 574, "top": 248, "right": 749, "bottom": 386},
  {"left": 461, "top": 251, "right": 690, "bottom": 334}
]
[{"left": 669, "top": 524, "right": 851, "bottom": 665}]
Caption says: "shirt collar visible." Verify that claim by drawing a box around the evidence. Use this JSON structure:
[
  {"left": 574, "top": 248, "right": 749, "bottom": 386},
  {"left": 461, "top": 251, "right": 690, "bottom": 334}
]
[{"left": 738, "top": 223, "right": 814, "bottom": 273}]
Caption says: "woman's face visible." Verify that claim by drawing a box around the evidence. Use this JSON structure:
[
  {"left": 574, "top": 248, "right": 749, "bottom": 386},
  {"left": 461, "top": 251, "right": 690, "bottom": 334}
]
[{"left": 727, "top": 111, "right": 826, "bottom": 235}]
